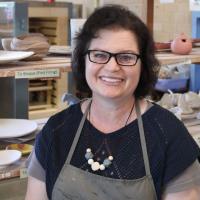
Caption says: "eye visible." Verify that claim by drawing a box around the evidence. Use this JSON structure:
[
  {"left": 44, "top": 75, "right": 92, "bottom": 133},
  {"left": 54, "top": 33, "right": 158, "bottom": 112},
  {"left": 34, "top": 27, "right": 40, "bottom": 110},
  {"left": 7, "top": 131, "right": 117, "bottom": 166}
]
[
  {"left": 92, "top": 51, "right": 108, "bottom": 60},
  {"left": 118, "top": 54, "right": 136, "bottom": 62}
]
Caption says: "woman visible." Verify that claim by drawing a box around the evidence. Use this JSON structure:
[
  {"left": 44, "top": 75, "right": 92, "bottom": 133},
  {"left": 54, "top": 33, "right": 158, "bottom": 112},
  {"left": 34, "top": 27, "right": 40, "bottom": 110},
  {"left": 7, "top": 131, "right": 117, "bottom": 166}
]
[{"left": 26, "top": 5, "right": 200, "bottom": 200}]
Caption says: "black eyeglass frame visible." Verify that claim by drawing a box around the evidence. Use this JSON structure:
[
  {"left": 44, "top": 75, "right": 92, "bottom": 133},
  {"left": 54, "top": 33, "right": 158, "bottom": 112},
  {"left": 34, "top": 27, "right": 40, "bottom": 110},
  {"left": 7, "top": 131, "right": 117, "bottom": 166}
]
[{"left": 86, "top": 50, "right": 141, "bottom": 66}]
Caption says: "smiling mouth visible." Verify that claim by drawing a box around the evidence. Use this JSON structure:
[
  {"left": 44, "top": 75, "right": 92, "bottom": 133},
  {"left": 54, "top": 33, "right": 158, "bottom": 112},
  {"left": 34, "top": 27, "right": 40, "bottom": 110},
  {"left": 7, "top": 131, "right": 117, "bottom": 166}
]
[{"left": 100, "top": 76, "right": 124, "bottom": 83}]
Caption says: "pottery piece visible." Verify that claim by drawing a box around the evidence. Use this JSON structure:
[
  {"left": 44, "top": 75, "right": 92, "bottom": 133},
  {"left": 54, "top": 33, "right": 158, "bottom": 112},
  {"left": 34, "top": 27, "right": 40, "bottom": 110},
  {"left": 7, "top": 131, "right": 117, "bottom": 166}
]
[
  {"left": 10, "top": 33, "right": 50, "bottom": 60},
  {"left": 177, "top": 94, "right": 194, "bottom": 114},
  {"left": 185, "top": 91, "right": 200, "bottom": 109},
  {"left": 171, "top": 33, "right": 192, "bottom": 55},
  {"left": 159, "top": 93, "right": 174, "bottom": 109},
  {"left": 1, "top": 38, "right": 12, "bottom": 51}
]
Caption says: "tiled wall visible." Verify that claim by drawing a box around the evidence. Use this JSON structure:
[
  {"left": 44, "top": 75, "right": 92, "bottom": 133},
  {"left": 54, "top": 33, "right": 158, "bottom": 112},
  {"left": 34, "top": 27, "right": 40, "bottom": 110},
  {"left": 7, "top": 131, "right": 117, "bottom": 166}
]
[{"left": 153, "top": 0, "right": 191, "bottom": 42}]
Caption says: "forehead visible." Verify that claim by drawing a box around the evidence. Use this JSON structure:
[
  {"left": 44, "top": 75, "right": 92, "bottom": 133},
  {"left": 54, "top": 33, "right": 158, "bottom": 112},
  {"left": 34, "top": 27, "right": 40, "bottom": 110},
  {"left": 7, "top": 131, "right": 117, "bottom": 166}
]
[{"left": 89, "top": 28, "right": 139, "bottom": 52}]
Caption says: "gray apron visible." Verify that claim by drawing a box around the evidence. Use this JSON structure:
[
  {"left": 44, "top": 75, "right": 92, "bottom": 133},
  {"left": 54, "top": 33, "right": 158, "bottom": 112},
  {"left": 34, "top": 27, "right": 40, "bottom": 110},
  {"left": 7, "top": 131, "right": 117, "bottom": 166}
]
[{"left": 52, "top": 100, "right": 157, "bottom": 200}]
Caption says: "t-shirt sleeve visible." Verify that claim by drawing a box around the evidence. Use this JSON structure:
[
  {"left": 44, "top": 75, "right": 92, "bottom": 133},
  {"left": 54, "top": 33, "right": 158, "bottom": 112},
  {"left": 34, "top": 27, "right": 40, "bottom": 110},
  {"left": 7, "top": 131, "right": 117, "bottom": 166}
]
[
  {"left": 26, "top": 149, "right": 46, "bottom": 182},
  {"left": 34, "top": 116, "right": 55, "bottom": 171},
  {"left": 162, "top": 113, "right": 200, "bottom": 185}
]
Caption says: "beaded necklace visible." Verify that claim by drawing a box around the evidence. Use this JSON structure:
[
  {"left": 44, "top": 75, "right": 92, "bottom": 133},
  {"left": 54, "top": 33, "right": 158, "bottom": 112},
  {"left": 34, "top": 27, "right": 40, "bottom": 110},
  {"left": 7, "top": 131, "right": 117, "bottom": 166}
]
[{"left": 85, "top": 99, "right": 135, "bottom": 171}]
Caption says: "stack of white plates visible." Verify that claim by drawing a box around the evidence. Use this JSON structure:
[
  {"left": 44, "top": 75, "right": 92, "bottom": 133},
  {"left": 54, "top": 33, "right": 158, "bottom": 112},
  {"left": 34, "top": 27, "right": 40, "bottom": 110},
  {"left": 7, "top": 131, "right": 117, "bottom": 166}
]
[{"left": 0, "top": 119, "right": 38, "bottom": 167}]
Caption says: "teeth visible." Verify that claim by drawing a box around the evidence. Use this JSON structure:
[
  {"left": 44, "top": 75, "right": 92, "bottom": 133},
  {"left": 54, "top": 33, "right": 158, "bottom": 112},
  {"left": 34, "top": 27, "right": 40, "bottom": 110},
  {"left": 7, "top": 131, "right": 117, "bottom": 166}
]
[{"left": 101, "top": 77, "right": 122, "bottom": 82}]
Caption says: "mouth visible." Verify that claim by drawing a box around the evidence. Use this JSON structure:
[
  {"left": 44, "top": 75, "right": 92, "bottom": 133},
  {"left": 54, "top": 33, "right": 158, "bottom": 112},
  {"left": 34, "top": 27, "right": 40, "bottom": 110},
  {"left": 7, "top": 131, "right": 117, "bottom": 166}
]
[{"left": 99, "top": 76, "right": 124, "bottom": 84}]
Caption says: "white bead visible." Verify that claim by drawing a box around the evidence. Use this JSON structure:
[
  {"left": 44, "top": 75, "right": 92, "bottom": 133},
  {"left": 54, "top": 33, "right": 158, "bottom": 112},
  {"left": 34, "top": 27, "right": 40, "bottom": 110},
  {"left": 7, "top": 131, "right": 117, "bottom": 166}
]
[
  {"left": 100, "top": 164, "right": 105, "bottom": 170},
  {"left": 86, "top": 148, "right": 91, "bottom": 153},
  {"left": 108, "top": 156, "right": 113, "bottom": 160},
  {"left": 91, "top": 162, "right": 100, "bottom": 171},
  {"left": 88, "top": 159, "right": 94, "bottom": 165}
]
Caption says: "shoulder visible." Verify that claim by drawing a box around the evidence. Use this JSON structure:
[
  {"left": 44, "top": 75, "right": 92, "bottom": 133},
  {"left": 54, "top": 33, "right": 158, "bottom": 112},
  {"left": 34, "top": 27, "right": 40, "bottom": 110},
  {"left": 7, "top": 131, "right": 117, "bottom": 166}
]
[
  {"left": 143, "top": 103, "right": 198, "bottom": 147},
  {"left": 46, "top": 103, "right": 82, "bottom": 129},
  {"left": 34, "top": 103, "right": 82, "bottom": 169},
  {"left": 145, "top": 102, "right": 178, "bottom": 119},
  {"left": 144, "top": 103, "right": 186, "bottom": 135},
  {"left": 37, "top": 102, "right": 82, "bottom": 141}
]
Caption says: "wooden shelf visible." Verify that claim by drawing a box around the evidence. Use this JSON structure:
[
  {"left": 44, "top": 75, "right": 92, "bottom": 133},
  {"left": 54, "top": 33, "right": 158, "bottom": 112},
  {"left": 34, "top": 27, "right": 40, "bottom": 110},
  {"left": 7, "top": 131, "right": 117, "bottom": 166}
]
[
  {"left": 0, "top": 56, "right": 71, "bottom": 119},
  {"left": 29, "top": 107, "right": 60, "bottom": 119},
  {"left": 28, "top": 85, "right": 53, "bottom": 92},
  {"left": 29, "top": 16, "right": 68, "bottom": 46},
  {"left": 27, "top": 65, "right": 69, "bottom": 119},
  {"left": 0, "top": 56, "right": 71, "bottom": 78},
  {"left": 156, "top": 48, "right": 200, "bottom": 65},
  {"left": 29, "top": 104, "right": 53, "bottom": 111}
]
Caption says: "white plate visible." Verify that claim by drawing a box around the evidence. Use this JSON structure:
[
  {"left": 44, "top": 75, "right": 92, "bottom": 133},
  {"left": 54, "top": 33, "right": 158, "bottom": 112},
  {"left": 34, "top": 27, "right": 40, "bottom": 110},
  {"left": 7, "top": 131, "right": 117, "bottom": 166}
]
[
  {"left": 0, "top": 119, "right": 37, "bottom": 138},
  {"left": 0, "top": 50, "right": 34, "bottom": 64},
  {"left": 0, "top": 150, "right": 22, "bottom": 167}
]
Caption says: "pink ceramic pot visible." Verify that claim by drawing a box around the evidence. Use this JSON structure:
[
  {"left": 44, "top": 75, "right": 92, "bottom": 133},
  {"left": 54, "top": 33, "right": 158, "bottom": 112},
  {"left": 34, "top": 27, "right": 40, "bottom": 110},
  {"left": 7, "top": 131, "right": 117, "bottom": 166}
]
[{"left": 170, "top": 33, "right": 192, "bottom": 55}]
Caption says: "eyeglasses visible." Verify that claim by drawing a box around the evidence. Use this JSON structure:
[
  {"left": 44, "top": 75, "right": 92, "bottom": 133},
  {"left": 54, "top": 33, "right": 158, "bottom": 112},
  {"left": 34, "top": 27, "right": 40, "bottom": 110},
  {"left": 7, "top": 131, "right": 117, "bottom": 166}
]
[{"left": 86, "top": 50, "right": 140, "bottom": 66}]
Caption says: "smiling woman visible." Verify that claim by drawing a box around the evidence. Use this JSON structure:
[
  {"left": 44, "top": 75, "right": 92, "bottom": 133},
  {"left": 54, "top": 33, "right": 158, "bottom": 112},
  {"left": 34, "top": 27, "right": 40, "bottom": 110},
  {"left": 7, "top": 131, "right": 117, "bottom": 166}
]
[
  {"left": 85, "top": 28, "right": 141, "bottom": 101},
  {"left": 25, "top": 4, "right": 200, "bottom": 200}
]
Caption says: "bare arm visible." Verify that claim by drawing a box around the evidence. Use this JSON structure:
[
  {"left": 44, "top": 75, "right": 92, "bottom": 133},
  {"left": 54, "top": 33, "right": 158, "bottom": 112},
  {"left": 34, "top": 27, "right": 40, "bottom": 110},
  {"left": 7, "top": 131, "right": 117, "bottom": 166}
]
[
  {"left": 162, "top": 186, "right": 200, "bottom": 200},
  {"left": 162, "top": 160, "right": 200, "bottom": 200},
  {"left": 25, "top": 176, "right": 48, "bottom": 200}
]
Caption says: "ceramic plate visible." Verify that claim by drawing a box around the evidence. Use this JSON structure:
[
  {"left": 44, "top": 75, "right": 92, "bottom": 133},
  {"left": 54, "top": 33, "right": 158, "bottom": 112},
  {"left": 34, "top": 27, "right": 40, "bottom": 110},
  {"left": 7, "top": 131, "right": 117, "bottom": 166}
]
[
  {"left": 0, "top": 150, "right": 22, "bottom": 167},
  {"left": 0, "top": 50, "right": 34, "bottom": 64},
  {"left": 6, "top": 144, "right": 33, "bottom": 155},
  {"left": 0, "top": 119, "right": 37, "bottom": 139}
]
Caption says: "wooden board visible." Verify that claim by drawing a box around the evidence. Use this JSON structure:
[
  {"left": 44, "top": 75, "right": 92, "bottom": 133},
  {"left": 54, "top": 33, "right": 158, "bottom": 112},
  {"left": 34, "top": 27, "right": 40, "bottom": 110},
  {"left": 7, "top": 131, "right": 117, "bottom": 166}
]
[
  {"left": 0, "top": 56, "right": 71, "bottom": 78},
  {"left": 156, "top": 48, "right": 200, "bottom": 65}
]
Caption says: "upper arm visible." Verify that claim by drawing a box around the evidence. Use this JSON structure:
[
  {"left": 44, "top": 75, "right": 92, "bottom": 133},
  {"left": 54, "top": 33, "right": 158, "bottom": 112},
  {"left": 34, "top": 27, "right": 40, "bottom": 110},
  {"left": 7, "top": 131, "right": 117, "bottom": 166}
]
[
  {"left": 162, "top": 160, "right": 200, "bottom": 200},
  {"left": 161, "top": 113, "right": 200, "bottom": 185},
  {"left": 162, "top": 186, "right": 200, "bottom": 200},
  {"left": 25, "top": 176, "right": 48, "bottom": 200}
]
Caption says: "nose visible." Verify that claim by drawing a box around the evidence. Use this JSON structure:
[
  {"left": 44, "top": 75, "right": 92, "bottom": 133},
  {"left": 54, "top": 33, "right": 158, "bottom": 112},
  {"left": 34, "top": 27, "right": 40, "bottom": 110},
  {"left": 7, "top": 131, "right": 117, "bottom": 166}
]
[{"left": 104, "top": 56, "right": 120, "bottom": 71}]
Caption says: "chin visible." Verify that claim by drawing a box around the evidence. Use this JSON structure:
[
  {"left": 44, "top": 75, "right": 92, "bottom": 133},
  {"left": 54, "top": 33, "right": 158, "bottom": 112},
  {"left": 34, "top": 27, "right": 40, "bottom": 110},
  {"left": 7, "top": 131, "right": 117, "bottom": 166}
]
[{"left": 97, "top": 91, "right": 126, "bottom": 99}]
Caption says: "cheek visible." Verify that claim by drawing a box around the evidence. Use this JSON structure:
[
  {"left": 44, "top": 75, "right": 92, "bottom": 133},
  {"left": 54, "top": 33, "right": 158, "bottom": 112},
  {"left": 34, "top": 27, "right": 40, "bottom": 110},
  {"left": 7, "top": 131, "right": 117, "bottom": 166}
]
[{"left": 128, "top": 67, "right": 141, "bottom": 86}]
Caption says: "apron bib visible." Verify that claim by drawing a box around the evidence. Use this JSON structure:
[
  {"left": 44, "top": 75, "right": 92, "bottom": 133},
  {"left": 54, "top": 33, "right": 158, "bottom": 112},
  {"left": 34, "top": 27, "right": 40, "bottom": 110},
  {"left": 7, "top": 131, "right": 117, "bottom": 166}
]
[{"left": 52, "top": 100, "right": 158, "bottom": 200}]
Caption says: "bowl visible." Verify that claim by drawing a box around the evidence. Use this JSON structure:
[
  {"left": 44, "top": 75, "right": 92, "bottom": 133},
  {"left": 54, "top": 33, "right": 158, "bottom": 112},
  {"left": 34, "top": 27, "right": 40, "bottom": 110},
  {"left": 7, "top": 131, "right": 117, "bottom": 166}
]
[{"left": 0, "top": 150, "right": 22, "bottom": 167}]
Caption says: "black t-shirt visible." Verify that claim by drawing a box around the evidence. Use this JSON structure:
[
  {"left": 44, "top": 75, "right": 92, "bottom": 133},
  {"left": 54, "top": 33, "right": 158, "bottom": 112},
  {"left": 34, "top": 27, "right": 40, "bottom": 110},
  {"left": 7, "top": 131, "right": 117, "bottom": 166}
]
[{"left": 35, "top": 103, "right": 200, "bottom": 199}]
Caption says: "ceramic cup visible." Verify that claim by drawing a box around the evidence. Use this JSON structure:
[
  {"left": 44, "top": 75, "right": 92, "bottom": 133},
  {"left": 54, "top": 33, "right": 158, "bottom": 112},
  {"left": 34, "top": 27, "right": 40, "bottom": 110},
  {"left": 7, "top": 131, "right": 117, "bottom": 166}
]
[{"left": 1, "top": 38, "right": 12, "bottom": 51}]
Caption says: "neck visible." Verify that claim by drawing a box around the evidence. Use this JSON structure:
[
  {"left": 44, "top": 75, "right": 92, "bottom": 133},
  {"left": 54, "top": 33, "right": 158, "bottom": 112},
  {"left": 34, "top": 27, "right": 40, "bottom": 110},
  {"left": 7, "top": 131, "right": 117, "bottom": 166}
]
[{"left": 88, "top": 96, "right": 137, "bottom": 133}]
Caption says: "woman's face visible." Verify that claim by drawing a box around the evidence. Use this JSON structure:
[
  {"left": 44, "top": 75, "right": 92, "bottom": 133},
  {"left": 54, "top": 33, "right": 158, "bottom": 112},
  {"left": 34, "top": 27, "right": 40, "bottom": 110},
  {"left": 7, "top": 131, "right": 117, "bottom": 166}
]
[{"left": 85, "top": 28, "right": 141, "bottom": 100}]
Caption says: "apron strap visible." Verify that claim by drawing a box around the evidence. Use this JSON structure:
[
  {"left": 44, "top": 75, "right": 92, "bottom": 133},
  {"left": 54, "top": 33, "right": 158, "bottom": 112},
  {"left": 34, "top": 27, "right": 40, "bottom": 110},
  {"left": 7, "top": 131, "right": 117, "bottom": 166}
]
[
  {"left": 135, "top": 100, "right": 157, "bottom": 199},
  {"left": 135, "top": 100, "right": 151, "bottom": 176},
  {"left": 66, "top": 99, "right": 92, "bottom": 164}
]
